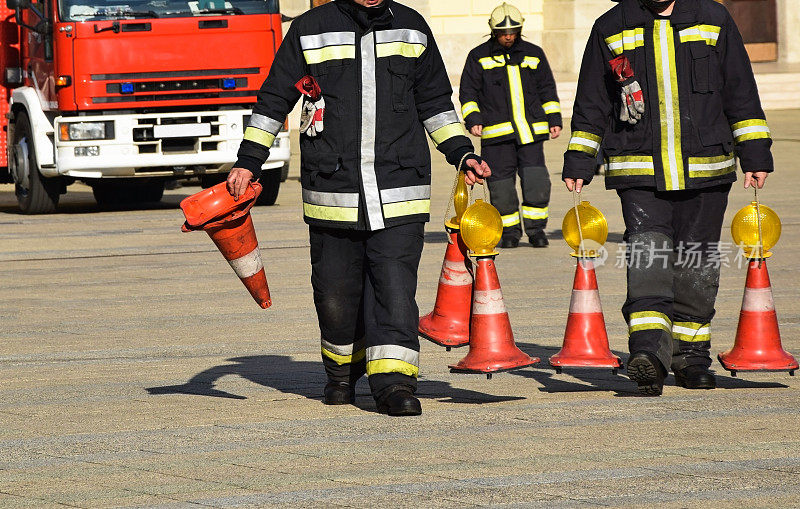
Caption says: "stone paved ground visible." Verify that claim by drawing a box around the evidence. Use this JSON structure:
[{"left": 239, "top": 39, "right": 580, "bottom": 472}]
[{"left": 1, "top": 110, "right": 799, "bottom": 508}]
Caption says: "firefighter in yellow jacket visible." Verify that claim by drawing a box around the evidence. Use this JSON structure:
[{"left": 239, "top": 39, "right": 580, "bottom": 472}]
[{"left": 460, "top": 2, "right": 562, "bottom": 248}]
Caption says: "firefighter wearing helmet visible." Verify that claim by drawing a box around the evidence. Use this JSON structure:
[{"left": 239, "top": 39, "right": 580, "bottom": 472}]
[
  {"left": 459, "top": 2, "right": 562, "bottom": 248},
  {"left": 563, "top": 0, "right": 773, "bottom": 395}
]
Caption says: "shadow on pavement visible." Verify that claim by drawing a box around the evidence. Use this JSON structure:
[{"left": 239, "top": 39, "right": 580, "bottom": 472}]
[{"left": 146, "top": 355, "right": 525, "bottom": 412}]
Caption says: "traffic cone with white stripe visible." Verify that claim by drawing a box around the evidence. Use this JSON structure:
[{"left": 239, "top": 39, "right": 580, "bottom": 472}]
[
  {"left": 718, "top": 260, "right": 797, "bottom": 375},
  {"left": 549, "top": 258, "right": 622, "bottom": 374},
  {"left": 450, "top": 256, "right": 539, "bottom": 378},
  {"left": 180, "top": 181, "right": 272, "bottom": 309},
  {"left": 419, "top": 227, "right": 472, "bottom": 350}
]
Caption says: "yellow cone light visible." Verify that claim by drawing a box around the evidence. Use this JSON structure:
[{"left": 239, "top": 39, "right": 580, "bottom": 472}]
[
  {"left": 447, "top": 171, "right": 470, "bottom": 228},
  {"left": 731, "top": 201, "right": 781, "bottom": 259},
  {"left": 562, "top": 201, "right": 608, "bottom": 257},
  {"left": 460, "top": 199, "right": 503, "bottom": 256}
]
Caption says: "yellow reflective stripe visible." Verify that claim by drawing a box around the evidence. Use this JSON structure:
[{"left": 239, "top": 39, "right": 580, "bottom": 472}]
[
  {"left": 376, "top": 41, "right": 426, "bottom": 58},
  {"left": 542, "top": 101, "right": 561, "bottom": 114},
  {"left": 688, "top": 152, "right": 736, "bottom": 178},
  {"left": 678, "top": 24, "right": 721, "bottom": 46},
  {"left": 629, "top": 311, "right": 672, "bottom": 334},
  {"left": 482, "top": 122, "right": 515, "bottom": 139},
  {"left": 479, "top": 56, "right": 505, "bottom": 70},
  {"left": 654, "top": 20, "right": 685, "bottom": 191},
  {"left": 568, "top": 131, "right": 601, "bottom": 157},
  {"left": 605, "top": 28, "right": 645, "bottom": 56},
  {"left": 382, "top": 199, "right": 430, "bottom": 218},
  {"left": 429, "top": 123, "right": 467, "bottom": 147},
  {"left": 521, "top": 56, "right": 540, "bottom": 69},
  {"left": 532, "top": 122, "right": 549, "bottom": 135},
  {"left": 606, "top": 155, "right": 655, "bottom": 177},
  {"left": 303, "top": 45, "right": 356, "bottom": 65},
  {"left": 243, "top": 127, "right": 276, "bottom": 148},
  {"left": 303, "top": 203, "right": 359, "bottom": 222},
  {"left": 366, "top": 359, "right": 419, "bottom": 377},
  {"left": 521, "top": 206, "right": 548, "bottom": 220},
  {"left": 461, "top": 101, "right": 480, "bottom": 118},
  {"left": 501, "top": 211, "right": 520, "bottom": 227},
  {"left": 507, "top": 65, "right": 534, "bottom": 144},
  {"left": 672, "top": 321, "right": 711, "bottom": 342},
  {"left": 731, "top": 119, "right": 771, "bottom": 143},
  {"left": 322, "top": 347, "right": 366, "bottom": 365}
]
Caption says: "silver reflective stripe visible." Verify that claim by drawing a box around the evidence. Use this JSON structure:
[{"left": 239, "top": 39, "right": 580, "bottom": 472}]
[
  {"left": 300, "top": 31, "right": 356, "bottom": 50},
  {"left": 422, "top": 110, "right": 460, "bottom": 134},
  {"left": 302, "top": 189, "right": 360, "bottom": 208},
  {"left": 249, "top": 113, "right": 283, "bottom": 135},
  {"left": 360, "top": 32, "right": 384, "bottom": 230},
  {"left": 375, "top": 29, "right": 427, "bottom": 46},
  {"left": 322, "top": 338, "right": 365, "bottom": 356},
  {"left": 366, "top": 345, "right": 419, "bottom": 366},
  {"left": 380, "top": 185, "right": 431, "bottom": 204}
]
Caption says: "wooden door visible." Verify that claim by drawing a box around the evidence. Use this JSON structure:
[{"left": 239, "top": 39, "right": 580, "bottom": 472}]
[
  {"left": 718, "top": 0, "right": 778, "bottom": 62},
  {"left": 312, "top": 0, "right": 332, "bottom": 7}
]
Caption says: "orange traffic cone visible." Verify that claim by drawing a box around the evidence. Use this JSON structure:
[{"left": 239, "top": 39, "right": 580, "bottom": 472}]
[
  {"left": 718, "top": 259, "right": 797, "bottom": 376},
  {"left": 181, "top": 181, "right": 272, "bottom": 309},
  {"left": 550, "top": 258, "right": 622, "bottom": 374},
  {"left": 450, "top": 256, "right": 539, "bottom": 378},
  {"left": 419, "top": 227, "right": 472, "bottom": 350}
]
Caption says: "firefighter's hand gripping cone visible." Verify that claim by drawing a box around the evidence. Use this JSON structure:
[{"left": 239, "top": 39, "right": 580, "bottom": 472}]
[
  {"left": 419, "top": 171, "right": 472, "bottom": 349},
  {"left": 449, "top": 199, "right": 539, "bottom": 378},
  {"left": 180, "top": 181, "right": 271, "bottom": 309},
  {"left": 719, "top": 201, "right": 797, "bottom": 375},
  {"left": 550, "top": 200, "right": 622, "bottom": 373}
]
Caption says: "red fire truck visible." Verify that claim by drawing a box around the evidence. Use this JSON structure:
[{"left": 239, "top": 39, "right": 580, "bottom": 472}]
[{"left": 0, "top": 0, "right": 290, "bottom": 213}]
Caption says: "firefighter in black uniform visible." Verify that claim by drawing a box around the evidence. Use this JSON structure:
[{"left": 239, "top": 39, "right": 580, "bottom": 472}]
[
  {"left": 227, "top": 0, "right": 490, "bottom": 416},
  {"left": 460, "top": 2, "right": 562, "bottom": 248},
  {"left": 564, "top": 0, "right": 772, "bottom": 395}
]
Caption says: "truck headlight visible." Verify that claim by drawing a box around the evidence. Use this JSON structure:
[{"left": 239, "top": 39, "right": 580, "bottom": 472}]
[{"left": 59, "top": 121, "right": 114, "bottom": 141}]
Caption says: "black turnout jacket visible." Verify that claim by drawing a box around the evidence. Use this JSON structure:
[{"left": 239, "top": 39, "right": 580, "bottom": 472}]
[
  {"left": 235, "top": 0, "right": 473, "bottom": 230},
  {"left": 459, "top": 38, "right": 562, "bottom": 146},
  {"left": 563, "top": 0, "right": 773, "bottom": 191}
]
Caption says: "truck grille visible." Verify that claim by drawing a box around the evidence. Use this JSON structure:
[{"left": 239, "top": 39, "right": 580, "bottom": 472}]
[{"left": 133, "top": 115, "right": 226, "bottom": 155}]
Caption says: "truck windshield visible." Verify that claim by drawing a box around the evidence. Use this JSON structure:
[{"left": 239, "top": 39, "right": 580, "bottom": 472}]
[{"left": 59, "top": 0, "right": 278, "bottom": 21}]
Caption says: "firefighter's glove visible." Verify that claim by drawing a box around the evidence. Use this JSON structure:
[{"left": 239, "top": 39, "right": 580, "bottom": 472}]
[
  {"left": 296, "top": 76, "right": 325, "bottom": 137},
  {"left": 609, "top": 55, "right": 645, "bottom": 125}
]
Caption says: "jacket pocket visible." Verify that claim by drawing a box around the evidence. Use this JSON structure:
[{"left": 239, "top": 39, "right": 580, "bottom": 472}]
[
  {"left": 398, "top": 151, "right": 431, "bottom": 178},
  {"left": 302, "top": 150, "right": 341, "bottom": 185},
  {"left": 698, "top": 125, "right": 734, "bottom": 152},
  {"left": 388, "top": 56, "right": 413, "bottom": 113},
  {"left": 690, "top": 43, "right": 712, "bottom": 93}
]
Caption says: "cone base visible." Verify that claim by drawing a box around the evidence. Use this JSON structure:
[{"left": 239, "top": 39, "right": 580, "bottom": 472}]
[
  {"left": 448, "top": 353, "right": 540, "bottom": 374},
  {"left": 717, "top": 351, "right": 798, "bottom": 373},
  {"left": 418, "top": 314, "right": 470, "bottom": 348},
  {"left": 549, "top": 353, "right": 622, "bottom": 369}
]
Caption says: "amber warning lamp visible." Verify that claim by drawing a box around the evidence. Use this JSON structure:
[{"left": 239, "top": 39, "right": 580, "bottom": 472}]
[
  {"left": 562, "top": 200, "right": 608, "bottom": 258},
  {"left": 460, "top": 199, "right": 503, "bottom": 257},
  {"left": 731, "top": 200, "right": 781, "bottom": 260}
]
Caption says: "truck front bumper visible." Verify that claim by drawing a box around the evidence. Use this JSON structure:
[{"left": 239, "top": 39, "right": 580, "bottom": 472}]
[{"left": 53, "top": 109, "right": 290, "bottom": 178}]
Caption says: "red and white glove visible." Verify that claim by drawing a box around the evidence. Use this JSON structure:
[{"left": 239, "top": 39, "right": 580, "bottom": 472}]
[
  {"left": 295, "top": 76, "right": 325, "bottom": 137},
  {"left": 609, "top": 55, "right": 645, "bottom": 125}
]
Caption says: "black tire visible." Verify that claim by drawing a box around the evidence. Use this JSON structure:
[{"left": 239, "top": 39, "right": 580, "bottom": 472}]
[
  {"left": 256, "top": 167, "right": 281, "bottom": 206},
  {"left": 200, "top": 173, "right": 227, "bottom": 189},
  {"left": 92, "top": 180, "right": 164, "bottom": 206},
  {"left": 135, "top": 181, "right": 164, "bottom": 203},
  {"left": 280, "top": 162, "right": 289, "bottom": 182},
  {"left": 13, "top": 112, "right": 60, "bottom": 214}
]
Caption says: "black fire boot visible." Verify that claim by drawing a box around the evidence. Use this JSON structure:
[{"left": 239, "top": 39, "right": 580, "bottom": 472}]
[
  {"left": 529, "top": 230, "right": 549, "bottom": 248},
  {"left": 627, "top": 351, "right": 667, "bottom": 396},
  {"left": 673, "top": 365, "right": 716, "bottom": 389},
  {"left": 500, "top": 237, "right": 520, "bottom": 249},
  {"left": 323, "top": 381, "right": 356, "bottom": 405},
  {"left": 376, "top": 386, "right": 422, "bottom": 416}
]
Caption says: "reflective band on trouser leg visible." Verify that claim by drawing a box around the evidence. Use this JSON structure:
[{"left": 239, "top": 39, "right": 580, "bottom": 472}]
[
  {"left": 542, "top": 101, "right": 561, "bottom": 115},
  {"left": 482, "top": 122, "right": 515, "bottom": 140},
  {"left": 731, "top": 119, "right": 771, "bottom": 143},
  {"left": 461, "top": 101, "right": 480, "bottom": 118},
  {"left": 522, "top": 206, "right": 548, "bottom": 221},
  {"left": 672, "top": 322, "right": 710, "bottom": 342},
  {"left": 366, "top": 345, "right": 419, "bottom": 377},
  {"left": 501, "top": 211, "right": 521, "bottom": 227},
  {"left": 360, "top": 32, "right": 384, "bottom": 230},
  {"left": 629, "top": 311, "right": 672, "bottom": 335},
  {"left": 606, "top": 156, "right": 655, "bottom": 177},
  {"left": 322, "top": 338, "right": 366, "bottom": 365},
  {"left": 688, "top": 153, "right": 736, "bottom": 178},
  {"left": 567, "top": 131, "right": 601, "bottom": 157},
  {"left": 507, "top": 65, "right": 534, "bottom": 144},
  {"left": 654, "top": 19, "right": 685, "bottom": 190},
  {"left": 605, "top": 27, "right": 645, "bottom": 55}
]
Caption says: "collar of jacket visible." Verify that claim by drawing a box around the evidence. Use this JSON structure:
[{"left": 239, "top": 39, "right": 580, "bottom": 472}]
[
  {"left": 620, "top": 0, "right": 699, "bottom": 28},
  {"left": 335, "top": 0, "right": 394, "bottom": 30},
  {"left": 488, "top": 37, "right": 522, "bottom": 61}
]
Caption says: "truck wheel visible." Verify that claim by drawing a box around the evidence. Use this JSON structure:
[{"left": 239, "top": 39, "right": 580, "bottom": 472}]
[
  {"left": 12, "top": 112, "right": 60, "bottom": 214},
  {"left": 134, "top": 181, "right": 164, "bottom": 203},
  {"left": 200, "top": 173, "right": 227, "bottom": 189},
  {"left": 280, "top": 162, "right": 289, "bottom": 182},
  {"left": 256, "top": 167, "right": 281, "bottom": 206},
  {"left": 93, "top": 180, "right": 164, "bottom": 206}
]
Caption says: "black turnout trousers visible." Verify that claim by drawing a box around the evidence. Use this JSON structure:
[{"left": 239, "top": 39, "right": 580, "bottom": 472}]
[
  {"left": 618, "top": 184, "right": 731, "bottom": 372},
  {"left": 310, "top": 222, "right": 424, "bottom": 399}
]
